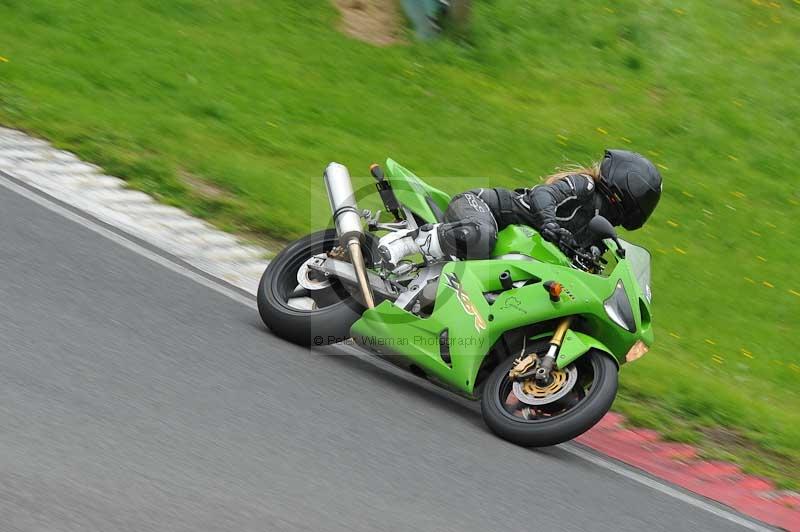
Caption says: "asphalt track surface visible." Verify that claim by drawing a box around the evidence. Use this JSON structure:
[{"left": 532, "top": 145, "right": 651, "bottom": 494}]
[{"left": 0, "top": 181, "right": 769, "bottom": 531}]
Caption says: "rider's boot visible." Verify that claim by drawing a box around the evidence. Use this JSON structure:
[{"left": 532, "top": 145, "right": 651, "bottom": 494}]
[{"left": 377, "top": 223, "right": 446, "bottom": 269}]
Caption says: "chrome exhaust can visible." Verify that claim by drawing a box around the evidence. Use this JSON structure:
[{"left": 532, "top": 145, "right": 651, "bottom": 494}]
[
  {"left": 323, "top": 162, "right": 363, "bottom": 244},
  {"left": 322, "top": 162, "right": 375, "bottom": 308}
]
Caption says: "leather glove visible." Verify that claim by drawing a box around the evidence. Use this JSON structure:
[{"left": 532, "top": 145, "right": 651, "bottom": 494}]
[{"left": 540, "top": 222, "right": 577, "bottom": 249}]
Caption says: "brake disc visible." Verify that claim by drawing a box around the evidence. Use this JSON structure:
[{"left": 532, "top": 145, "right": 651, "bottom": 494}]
[
  {"left": 297, "top": 254, "right": 332, "bottom": 291},
  {"left": 512, "top": 365, "right": 578, "bottom": 406}
]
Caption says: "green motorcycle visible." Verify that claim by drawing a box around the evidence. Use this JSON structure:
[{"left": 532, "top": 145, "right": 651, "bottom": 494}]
[{"left": 258, "top": 159, "right": 654, "bottom": 446}]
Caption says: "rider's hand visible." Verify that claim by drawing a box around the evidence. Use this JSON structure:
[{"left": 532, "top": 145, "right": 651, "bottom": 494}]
[{"left": 540, "top": 222, "right": 577, "bottom": 249}]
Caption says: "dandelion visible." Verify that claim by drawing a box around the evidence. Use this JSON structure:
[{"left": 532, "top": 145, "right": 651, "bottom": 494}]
[
  {"left": 0, "top": 56, "right": 8, "bottom": 63},
  {"left": 673, "top": 246, "right": 687, "bottom": 255},
  {"left": 741, "top": 349, "right": 754, "bottom": 359},
  {"left": 757, "top": 255, "right": 767, "bottom": 262},
  {"left": 762, "top": 281, "right": 774, "bottom": 288},
  {"left": 667, "top": 220, "right": 679, "bottom": 227},
  {"left": 657, "top": 163, "right": 669, "bottom": 170},
  {"left": 596, "top": 127, "right": 608, "bottom": 135},
  {"left": 620, "top": 136, "right": 632, "bottom": 143},
  {"left": 789, "top": 289, "right": 800, "bottom": 297}
]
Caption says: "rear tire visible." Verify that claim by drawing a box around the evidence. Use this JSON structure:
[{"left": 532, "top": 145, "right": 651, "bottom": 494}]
[
  {"left": 480, "top": 350, "right": 618, "bottom": 447},
  {"left": 257, "top": 229, "right": 378, "bottom": 346}
]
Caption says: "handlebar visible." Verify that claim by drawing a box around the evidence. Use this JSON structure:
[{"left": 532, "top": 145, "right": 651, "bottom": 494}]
[{"left": 558, "top": 242, "right": 606, "bottom": 272}]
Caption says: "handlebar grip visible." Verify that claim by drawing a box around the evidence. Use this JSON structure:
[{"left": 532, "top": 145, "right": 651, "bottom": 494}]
[{"left": 370, "top": 163, "right": 385, "bottom": 181}]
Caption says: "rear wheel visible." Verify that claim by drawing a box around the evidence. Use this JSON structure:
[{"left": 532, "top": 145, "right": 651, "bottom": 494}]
[
  {"left": 257, "top": 229, "right": 378, "bottom": 346},
  {"left": 480, "top": 349, "right": 618, "bottom": 447}
]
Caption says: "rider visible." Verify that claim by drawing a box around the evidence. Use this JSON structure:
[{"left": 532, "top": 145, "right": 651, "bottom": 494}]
[{"left": 377, "top": 149, "right": 663, "bottom": 268}]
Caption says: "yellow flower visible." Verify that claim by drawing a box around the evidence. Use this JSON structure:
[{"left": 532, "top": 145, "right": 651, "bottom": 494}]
[
  {"left": 789, "top": 289, "right": 800, "bottom": 297},
  {"left": 762, "top": 281, "right": 774, "bottom": 288},
  {"left": 596, "top": 127, "right": 608, "bottom": 135},
  {"left": 705, "top": 338, "right": 717, "bottom": 345},
  {"left": 756, "top": 255, "right": 767, "bottom": 262},
  {"left": 0, "top": 56, "right": 8, "bottom": 63},
  {"left": 657, "top": 163, "right": 669, "bottom": 170},
  {"left": 667, "top": 220, "right": 679, "bottom": 227},
  {"left": 620, "top": 136, "right": 632, "bottom": 143},
  {"left": 673, "top": 246, "right": 687, "bottom": 255}
]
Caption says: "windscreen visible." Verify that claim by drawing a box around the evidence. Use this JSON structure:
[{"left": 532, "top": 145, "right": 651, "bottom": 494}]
[{"left": 619, "top": 239, "right": 652, "bottom": 302}]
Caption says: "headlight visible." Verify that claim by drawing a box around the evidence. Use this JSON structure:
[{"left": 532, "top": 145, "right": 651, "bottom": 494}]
[{"left": 604, "top": 280, "right": 636, "bottom": 332}]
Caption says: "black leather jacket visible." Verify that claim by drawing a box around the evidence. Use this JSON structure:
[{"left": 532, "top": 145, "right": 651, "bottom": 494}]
[{"left": 485, "top": 175, "right": 616, "bottom": 248}]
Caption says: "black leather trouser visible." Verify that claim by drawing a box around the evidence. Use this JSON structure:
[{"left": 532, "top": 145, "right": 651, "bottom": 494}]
[{"left": 438, "top": 189, "right": 501, "bottom": 259}]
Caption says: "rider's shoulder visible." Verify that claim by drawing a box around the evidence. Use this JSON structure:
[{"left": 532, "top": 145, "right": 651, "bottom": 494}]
[{"left": 567, "top": 174, "right": 596, "bottom": 196}]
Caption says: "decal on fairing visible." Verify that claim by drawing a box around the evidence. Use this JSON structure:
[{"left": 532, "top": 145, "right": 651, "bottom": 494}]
[{"left": 444, "top": 273, "right": 487, "bottom": 332}]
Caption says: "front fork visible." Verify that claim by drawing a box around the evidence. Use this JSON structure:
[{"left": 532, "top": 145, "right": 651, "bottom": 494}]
[{"left": 509, "top": 317, "right": 573, "bottom": 383}]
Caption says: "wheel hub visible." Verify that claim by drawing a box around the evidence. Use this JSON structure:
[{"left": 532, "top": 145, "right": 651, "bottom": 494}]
[
  {"left": 297, "top": 254, "right": 332, "bottom": 291},
  {"left": 512, "top": 365, "right": 578, "bottom": 406}
]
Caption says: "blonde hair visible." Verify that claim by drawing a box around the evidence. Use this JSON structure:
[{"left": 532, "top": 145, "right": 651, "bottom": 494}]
[{"left": 543, "top": 161, "right": 601, "bottom": 184}]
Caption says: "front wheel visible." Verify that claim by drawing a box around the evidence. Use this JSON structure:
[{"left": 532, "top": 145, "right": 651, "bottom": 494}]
[{"left": 480, "top": 349, "right": 618, "bottom": 447}]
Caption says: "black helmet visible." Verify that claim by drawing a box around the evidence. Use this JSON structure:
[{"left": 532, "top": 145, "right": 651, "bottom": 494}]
[{"left": 599, "top": 149, "right": 663, "bottom": 230}]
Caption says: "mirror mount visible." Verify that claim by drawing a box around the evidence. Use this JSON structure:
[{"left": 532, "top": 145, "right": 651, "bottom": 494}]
[{"left": 589, "top": 215, "right": 626, "bottom": 258}]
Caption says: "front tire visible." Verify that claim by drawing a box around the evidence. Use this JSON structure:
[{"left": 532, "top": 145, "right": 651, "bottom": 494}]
[
  {"left": 480, "top": 350, "right": 618, "bottom": 447},
  {"left": 257, "top": 229, "right": 377, "bottom": 346}
]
